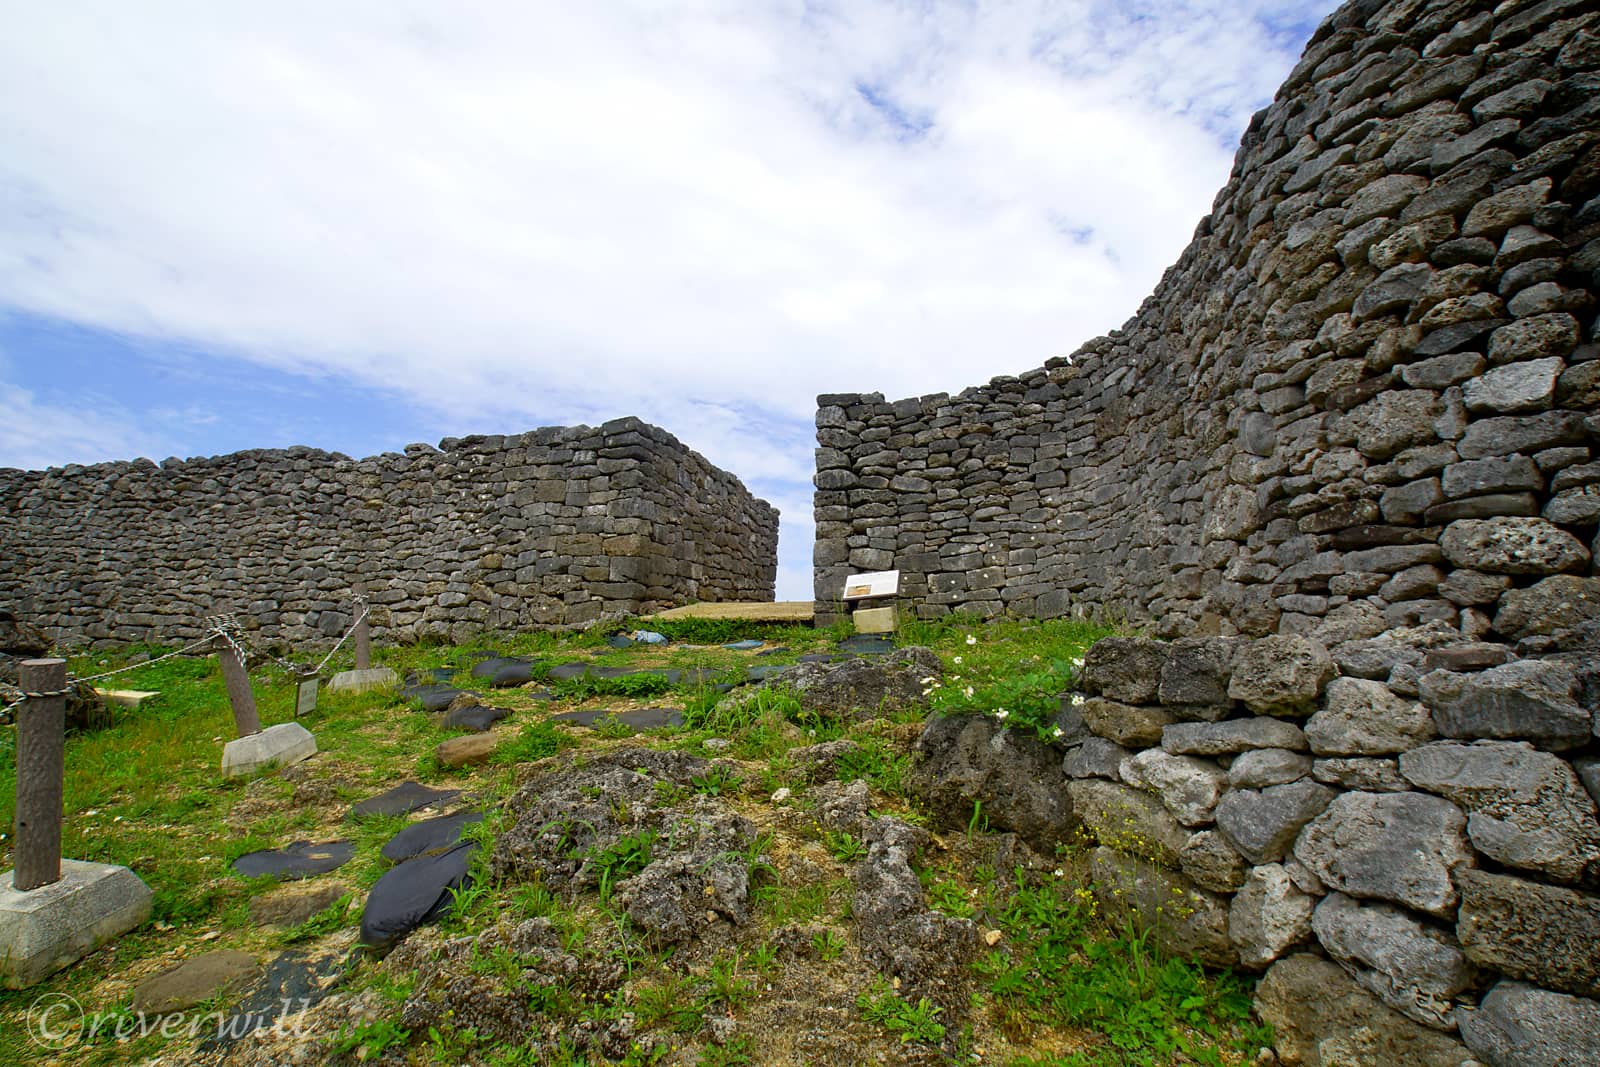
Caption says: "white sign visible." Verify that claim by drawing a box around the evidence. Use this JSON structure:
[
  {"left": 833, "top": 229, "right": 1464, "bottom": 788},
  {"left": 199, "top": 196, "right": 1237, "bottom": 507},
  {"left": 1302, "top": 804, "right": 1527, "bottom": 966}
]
[
  {"left": 842, "top": 570, "right": 900, "bottom": 600},
  {"left": 295, "top": 678, "right": 319, "bottom": 718}
]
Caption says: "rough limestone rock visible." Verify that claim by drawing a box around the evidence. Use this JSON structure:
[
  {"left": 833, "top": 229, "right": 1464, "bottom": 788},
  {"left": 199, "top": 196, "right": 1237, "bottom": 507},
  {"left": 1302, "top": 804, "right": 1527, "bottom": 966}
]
[
  {"left": 1399, "top": 740, "right": 1600, "bottom": 884},
  {"left": 1457, "top": 980, "right": 1600, "bottom": 1067},
  {"left": 1419, "top": 660, "right": 1589, "bottom": 750},
  {"left": 1214, "top": 780, "right": 1335, "bottom": 865},
  {"left": 1089, "top": 847, "right": 1235, "bottom": 968},
  {"left": 1161, "top": 717, "right": 1307, "bottom": 756},
  {"left": 1117, "top": 749, "right": 1227, "bottom": 827},
  {"left": 1455, "top": 869, "right": 1600, "bottom": 999},
  {"left": 1228, "top": 863, "right": 1314, "bottom": 971},
  {"left": 1304, "top": 677, "right": 1437, "bottom": 756},
  {"left": 1227, "top": 748, "right": 1312, "bottom": 789},
  {"left": 1080, "top": 637, "right": 1169, "bottom": 703},
  {"left": 1311, "top": 892, "right": 1474, "bottom": 1030},
  {"left": 766, "top": 647, "right": 942, "bottom": 721},
  {"left": 1312, "top": 757, "right": 1410, "bottom": 793},
  {"left": 907, "top": 713, "right": 1075, "bottom": 851},
  {"left": 1156, "top": 637, "right": 1241, "bottom": 708},
  {"left": 1292, "top": 791, "right": 1472, "bottom": 918},
  {"left": 1179, "top": 830, "right": 1247, "bottom": 894},
  {"left": 1061, "top": 736, "right": 1129, "bottom": 781},
  {"left": 1494, "top": 575, "right": 1600, "bottom": 645},
  {"left": 1081, "top": 697, "right": 1176, "bottom": 748},
  {"left": 435, "top": 732, "right": 500, "bottom": 768},
  {"left": 1228, "top": 636, "right": 1335, "bottom": 716},
  {"left": 1254, "top": 954, "right": 1471, "bottom": 1067},
  {"left": 1065, "top": 779, "right": 1189, "bottom": 869},
  {"left": 1439, "top": 517, "right": 1590, "bottom": 576}
]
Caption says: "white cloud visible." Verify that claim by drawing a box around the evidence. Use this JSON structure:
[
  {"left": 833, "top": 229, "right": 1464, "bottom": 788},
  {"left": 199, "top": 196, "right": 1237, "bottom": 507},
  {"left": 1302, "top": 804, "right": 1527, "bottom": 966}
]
[
  {"left": 0, "top": 0, "right": 1334, "bottom": 597},
  {"left": 0, "top": 385, "right": 172, "bottom": 472}
]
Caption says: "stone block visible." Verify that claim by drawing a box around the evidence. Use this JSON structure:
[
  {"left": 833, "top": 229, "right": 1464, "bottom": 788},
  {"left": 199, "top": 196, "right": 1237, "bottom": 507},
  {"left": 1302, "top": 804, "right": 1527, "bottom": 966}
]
[
  {"left": 326, "top": 667, "right": 399, "bottom": 694},
  {"left": 221, "top": 722, "right": 318, "bottom": 778},
  {"left": 1293, "top": 790, "right": 1471, "bottom": 918},
  {"left": 0, "top": 861, "right": 153, "bottom": 988},
  {"left": 851, "top": 606, "right": 897, "bottom": 634},
  {"left": 1456, "top": 869, "right": 1600, "bottom": 999}
]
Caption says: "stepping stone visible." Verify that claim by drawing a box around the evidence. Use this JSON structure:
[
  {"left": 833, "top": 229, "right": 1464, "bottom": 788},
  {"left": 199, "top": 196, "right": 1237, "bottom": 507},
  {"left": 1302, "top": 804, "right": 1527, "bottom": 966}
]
[
  {"left": 428, "top": 668, "right": 456, "bottom": 682},
  {"left": 615, "top": 707, "right": 684, "bottom": 729},
  {"left": 232, "top": 840, "right": 355, "bottom": 880},
  {"left": 746, "top": 664, "right": 790, "bottom": 682},
  {"left": 723, "top": 639, "right": 764, "bottom": 651},
  {"left": 399, "top": 683, "right": 463, "bottom": 711},
  {"left": 469, "top": 656, "right": 525, "bottom": 679},
  {"left": 755, "top": 647, "right": 790, "bottom": 657},
  {"left": 248, "top": 883, "right": 353, "bottom": 929},
  {"left": 589, "top": 665, "right": 634, "bottom": 679},
  {"left": 436, "top": 732, "right": 500, "bottom": 768},
  {"left": 202, "top": 950, "right": 344, "bottom": 1048},
  {"left": 527, "top": 688, "right": 554, "bottom": 702},
  {"left": 133, "top": 950, "right": 261, "bottom": 1016},
  {"left": 441, "top": 704, "right": 511, "bottom": 731},
  {"left": 359, "top": 841, "right": 476, "bottom": 952},
  {"left": 348, "top": 782, "right": 461, "bottom": 820},
  {"left": 606, "top": 634, "right": 636, "bottom": 649},
  {"left": 551, "top": 708, "right": 611, "bottom": 727},
  {"left": 838, "top": 634, "right": 895, "bottom": 655},
  {"left": 678, "top": 667, "right": 722, "bottom": 686},
  {"left": 488, "top": 662, "right": 537, "bottom": 687},
  {"left": 547, "top": 663, "right": 590, "bottom": 681},
  {"left": 381, "top": 812, "right": 484, "bottom": 863}
]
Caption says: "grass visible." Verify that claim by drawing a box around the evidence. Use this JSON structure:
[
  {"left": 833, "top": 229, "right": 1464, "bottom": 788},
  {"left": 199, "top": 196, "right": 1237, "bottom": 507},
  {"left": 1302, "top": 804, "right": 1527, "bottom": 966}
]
[{"left": 0, "top": 614, "right": 1272, "bottom": 1067}]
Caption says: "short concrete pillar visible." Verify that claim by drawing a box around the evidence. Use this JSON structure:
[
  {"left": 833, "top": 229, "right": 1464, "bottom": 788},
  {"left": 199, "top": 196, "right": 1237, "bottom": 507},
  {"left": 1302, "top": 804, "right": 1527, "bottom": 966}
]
[
  {"left": 14, "top": 660, "right": 66, "bottom": 891},
  {"left": 353, "top": 585, "right": 371, "bottom": 671}
]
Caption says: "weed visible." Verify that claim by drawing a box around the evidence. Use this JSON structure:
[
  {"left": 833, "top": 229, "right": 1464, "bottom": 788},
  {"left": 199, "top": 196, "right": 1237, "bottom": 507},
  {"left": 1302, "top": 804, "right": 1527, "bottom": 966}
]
[
  {"left": 329, "top": 1017, "right": 410, "bottom": 1057},
  {"left": 282, "top": 893, "right": 355, "bottom": 943},
  {"left": 696, "top": 1033, "right": 755, "bottom": 1066},
  {"left": 635, "top": 974, "right": 703, "bottom": 1033},
  {"left": 812, "top": 928, "right": 846, "bottom": 962},
  {"left": 705, "top": 955, "right": 755, "bottom": 1008},
  {"left": 857, "top": 980, "right": 946, "bottom": 1045},
  {"left": 588, "top": 830, "right": 658, "bottom": 901},
  {"left": 822, "top": 829, "right": 866, "bottom": 864},
  {"left": 691, "top": 764, "right": 741, "bottom": 797},
  {"left": 492, "top": 721, "right": 571, "bottom": 765}
]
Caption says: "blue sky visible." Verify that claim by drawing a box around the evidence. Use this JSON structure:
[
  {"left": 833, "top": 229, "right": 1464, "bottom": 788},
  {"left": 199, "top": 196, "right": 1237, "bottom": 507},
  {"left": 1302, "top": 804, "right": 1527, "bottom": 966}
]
[{"left": 0, "top": 0, "right": 1336, "bottom": 600}]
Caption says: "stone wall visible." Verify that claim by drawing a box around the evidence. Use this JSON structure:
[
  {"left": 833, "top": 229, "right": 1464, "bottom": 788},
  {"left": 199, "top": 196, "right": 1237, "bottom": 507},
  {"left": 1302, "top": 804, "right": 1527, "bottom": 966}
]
[
  {"left": 1062, "top": 630, "right": 1599, "bottom": 1065},
  {"left": 0, "top": 418, "right": 778, "bottom": 647},
  {"left": 812, "top": 0, "right": 1600, "bottom": 646}
]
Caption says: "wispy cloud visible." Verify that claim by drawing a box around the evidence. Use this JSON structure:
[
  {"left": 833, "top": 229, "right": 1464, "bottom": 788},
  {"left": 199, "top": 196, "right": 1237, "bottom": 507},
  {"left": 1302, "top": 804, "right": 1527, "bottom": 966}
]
[{"left": 0, "top": 0, "right": 1335, "bottom": 595}]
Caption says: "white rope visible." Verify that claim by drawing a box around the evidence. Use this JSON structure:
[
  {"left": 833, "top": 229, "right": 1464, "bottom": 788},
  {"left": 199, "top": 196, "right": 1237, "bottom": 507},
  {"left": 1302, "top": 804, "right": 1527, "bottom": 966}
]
[{"left": 312, "top": 605, "right": 368, "bottom": 674}]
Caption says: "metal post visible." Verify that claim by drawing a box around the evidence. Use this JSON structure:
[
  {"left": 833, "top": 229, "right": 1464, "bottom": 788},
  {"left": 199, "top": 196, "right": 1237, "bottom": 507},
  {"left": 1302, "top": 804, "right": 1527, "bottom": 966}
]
[
  {"left": 14, "top": 659, "right": 65, "bottom": 891},
  {"left": 217, "top": 633, "right": 261, "bottom": 737},
  {"left": 353, "top": 583, "right": 371, "bottom": 671}
]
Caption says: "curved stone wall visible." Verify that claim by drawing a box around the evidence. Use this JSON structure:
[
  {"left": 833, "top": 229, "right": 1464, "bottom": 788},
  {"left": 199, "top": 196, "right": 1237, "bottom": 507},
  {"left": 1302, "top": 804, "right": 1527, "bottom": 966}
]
[
  {"left": 0, "top": 417, "right": 778, "bottom": 647},
  {"left": 812, "top": 0, "right": 1599, "bottom": 648}
]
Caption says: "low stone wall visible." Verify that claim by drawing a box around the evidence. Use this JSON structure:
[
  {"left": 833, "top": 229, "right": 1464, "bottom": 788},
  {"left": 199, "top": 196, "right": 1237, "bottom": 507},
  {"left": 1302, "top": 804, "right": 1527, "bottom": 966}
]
[
  {"left": 0, "top": 418, "right": 778, "bottom": 647},
  {"left": 812, "top": 0, "right": 1600, "bottom": 640},
  {"left": 1062, "top": 629, "right": 1599, "bottom": 1064}
]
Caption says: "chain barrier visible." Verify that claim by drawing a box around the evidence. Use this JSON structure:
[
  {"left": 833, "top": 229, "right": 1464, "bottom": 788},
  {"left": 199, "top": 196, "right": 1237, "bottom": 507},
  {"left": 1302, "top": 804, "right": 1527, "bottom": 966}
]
[{"left": 2, "top": 596, "right": 373, "bottom": 718}]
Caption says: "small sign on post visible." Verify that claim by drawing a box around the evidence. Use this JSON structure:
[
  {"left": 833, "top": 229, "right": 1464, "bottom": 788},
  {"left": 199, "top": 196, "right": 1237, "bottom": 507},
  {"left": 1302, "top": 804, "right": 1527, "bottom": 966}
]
[
  {"left": 842, "top": 570, "right": 901, "bottom": 634},
  {"left": 295, "top": 677, "right": 319, "bottom": 718}
]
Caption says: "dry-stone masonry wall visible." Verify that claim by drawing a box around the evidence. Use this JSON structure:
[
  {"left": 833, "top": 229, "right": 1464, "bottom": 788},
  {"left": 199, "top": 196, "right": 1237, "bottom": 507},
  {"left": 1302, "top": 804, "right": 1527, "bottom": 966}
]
[
  {"left": 0, "top": 418, "right": 778, "bottom": 647},
  {"left": 1062, "top": 630, "right": 1599, "bottom": 1066},
  {"left": 812, "top": 0, "right": 1600, "bottom": 650}
]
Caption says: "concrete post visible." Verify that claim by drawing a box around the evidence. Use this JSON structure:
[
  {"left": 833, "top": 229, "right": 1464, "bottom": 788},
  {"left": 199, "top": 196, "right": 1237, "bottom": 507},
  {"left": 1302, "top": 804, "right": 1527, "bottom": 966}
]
[
  {"left": 217, "top": 633, "right": 261, "bottom": 737},
  {"left": 353, "top": 583, "right": 371, "bottom": 671},
  {"left": 14, "top": 659, "right": 65, "bottom": 892}
]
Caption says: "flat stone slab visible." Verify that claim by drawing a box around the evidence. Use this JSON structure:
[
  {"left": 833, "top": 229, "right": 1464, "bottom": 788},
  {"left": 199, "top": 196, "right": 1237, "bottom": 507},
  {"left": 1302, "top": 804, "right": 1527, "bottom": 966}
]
[
  {"left": 348, "top": 781, "right": 462, "bottom": 820},
  {"left": 546, "top": 663, "right": 591, "bottom": 681},
  {"left": 221, "top": 722, "right": 317, "bottom": 778},
  {"left": 360, "top": 841, "right": 476, "bottom": 952},
  {"left": 853, "top": 607, "right": 897, "bottom": 634},
  {"left": 133, "top": 950, "right": 260, "bottom": 1016},
  {"left": 382, "top": 812, "right": 484, "bottom": 863},
  {"left": 94, "top": 688, "right": 159, "bottom": 708},
  {"left": 398, "top": 682, "right": 462, "bottom": 711},
  {"left": 201, "top": 949, "right": 344, "bottom": 1049},
  {"left": 0, "top": 860, "right": 153, "bottom": 988},
  {"left": 436, "top": 732, "right": 500, "bottom": 768},
  {"left": 440, "top": 704, "right": 511, "bottom": 731},
  {"left": 838, "top": 634, "right": 895, "bottom": 655},
  {"left": 723, "top": 639, "right": 765, "bottom": 651},
  {"left": 326, "top": 667, "right": 398, "bottom": 694},
  {"left": 248, "top": 883, "right": 352, "bottom": 928},
  {"left": 647, "top": 601, "right": 813, "bottom": 623},
  {"left": 231, "top": 840, "right": 355, "bottom": 880}
]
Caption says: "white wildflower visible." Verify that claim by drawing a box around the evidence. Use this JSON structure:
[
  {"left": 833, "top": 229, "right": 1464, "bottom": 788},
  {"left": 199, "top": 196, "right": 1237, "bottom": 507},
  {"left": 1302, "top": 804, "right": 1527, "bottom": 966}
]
[
  {"left": 995, "top": 708, "right": 1009, "bottom": 720},
  {"left": 963, "top": 686, "right": 974, "bottom": 699},
  {"left": 1071, "top": 693, "right": 1085, "bottom": 707},
  {"left": 966, "top": 635, "right": 977, "bottom": 646},
  {"left": 1052, "top": 726, "right": 1063, "bottom": 739},
  {"left": 952, "top": 656, "right": 962, "bottom": 665}
]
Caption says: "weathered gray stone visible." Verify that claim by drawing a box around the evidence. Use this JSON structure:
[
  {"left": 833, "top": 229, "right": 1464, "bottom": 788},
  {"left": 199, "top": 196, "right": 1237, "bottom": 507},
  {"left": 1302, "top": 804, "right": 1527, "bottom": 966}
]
[
  {"left": 1311, "top": 892, "right": 1473, "bottom": 1030},
  {"left": 1118, "top": 749, "right": 1227, "bottom": 828},
  {"left": 1254, "top": 954, "right": 1473, "bottom": 1067},
  {"left": 1437, "top": 568, "right": 1513, "bottom": 605},
  {"left": 1080, "top": 637, "right": 1169, "bottom": 703},
  {"left": 133, "top": 950, "right": 261, "bottom": 1016},
  {"left": 1343, "top": 389, "right": 1445, "bottom": 459},
  {"left": 1399, "top": 740, "right": 1600, "bottom": 883},
  {"left": 1313, "top": 757, "right": 1410, "bottom": 792},
  {"left": 1440, "top": 454, "right": 1542, "bottom": 497},
  {"left": 1420, "top": 660, "right": 1589, "bottom": 750},
  {"left": 1089, "top": 847, "right": 1235, "bottom": 968},
  {"left": 1228, "top": 748, "right": 1311, "bottom": 789},
  {"left": 1229, "top": 863, "right": 1314, "bottom": 971},
  {"left": 1228, "top": 636, "right": 1335, "bottom": 716},
  {"left": 1061, "top": 737, "right": 1129, "bottom": 781},
  {"left": 1178, "top": 830, "right": 1246, "bottom": 894},
  {"left": 1292, "top": 790, "right": 1471, "bottom": 918},
  {"left": 1215, "top": 780, "right": 1335, "bottom": 865},
  {"left": 1081, "top": 697, "right": 1175, "bottom": 748},
  {"left": 1066, "top": 779, "right": 1188, "bottom": 868},
  {"left": 1458, "top": 980, "right": 1600, "bottom": 1067},
  {"left": 1156, "top": 637, "right": 1239, "bottom": 708},
  {"left": 221, "top": 722, "right": 318, "bottom": 778},
  {"left": 1305, "top": 677, "right": 1436, "bottom": 756},
  {"left": 908, "top": 713, "right": 1075, "bottom": 852},
  {"left": 1463, "top": 357, "right": 1564, "bottom": 413},
  {"left": 1456, "top": 869, "right": 1600, "bottom": 999},
  {"left": 1494, "top": 575, "right": 1600, "bottom": 645},
  {"left": 1162, "top": 717, "right": 1308, "bottom": 756},
  {"left": 1439, "top": 517, "right": 1590, "bottom": 575}
]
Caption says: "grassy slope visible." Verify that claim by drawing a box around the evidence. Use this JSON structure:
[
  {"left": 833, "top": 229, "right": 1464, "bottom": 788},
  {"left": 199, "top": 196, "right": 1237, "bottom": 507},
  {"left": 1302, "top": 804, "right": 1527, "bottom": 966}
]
[{"left": 0, "top": 616, "right": 1269, "bottom": 1066}]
